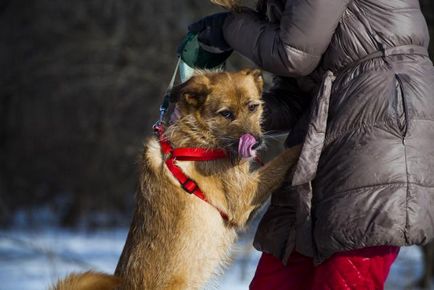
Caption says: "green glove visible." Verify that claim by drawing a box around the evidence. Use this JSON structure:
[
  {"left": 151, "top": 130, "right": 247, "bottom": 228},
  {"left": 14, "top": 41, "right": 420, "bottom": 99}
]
[{"left": 177, "top": 32, "right": 232, "bottom": 69}]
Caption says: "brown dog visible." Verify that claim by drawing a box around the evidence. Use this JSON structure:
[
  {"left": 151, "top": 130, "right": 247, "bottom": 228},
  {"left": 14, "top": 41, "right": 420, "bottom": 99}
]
[{"left": 52, "top": 69, "right": 300, "bottom": 290}]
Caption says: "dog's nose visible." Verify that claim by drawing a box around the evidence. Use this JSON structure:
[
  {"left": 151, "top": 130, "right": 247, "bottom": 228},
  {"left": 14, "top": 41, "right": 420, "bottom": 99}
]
[{"left": 252, "top": 138, "right": 263, "bottom": 150}]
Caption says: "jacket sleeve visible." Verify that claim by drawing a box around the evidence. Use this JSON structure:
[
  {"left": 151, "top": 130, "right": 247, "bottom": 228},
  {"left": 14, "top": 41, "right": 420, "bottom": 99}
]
[{"left": 223, "top": 0, "right": 350, "bottom": 77}]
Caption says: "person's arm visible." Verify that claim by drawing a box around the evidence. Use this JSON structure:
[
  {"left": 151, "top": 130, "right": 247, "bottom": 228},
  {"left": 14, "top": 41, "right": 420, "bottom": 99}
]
[{"left": 223, "top": 0, "right": 351, "bottom": 77}]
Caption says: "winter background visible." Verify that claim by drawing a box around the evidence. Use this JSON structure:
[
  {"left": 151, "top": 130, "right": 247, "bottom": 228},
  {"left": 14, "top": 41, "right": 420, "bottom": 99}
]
[
  {"left": 1, "top": 0, "right": 433, "bottom": 289},
  {"left": 0, "top": 220, "right": 431, "bottom": 290}
]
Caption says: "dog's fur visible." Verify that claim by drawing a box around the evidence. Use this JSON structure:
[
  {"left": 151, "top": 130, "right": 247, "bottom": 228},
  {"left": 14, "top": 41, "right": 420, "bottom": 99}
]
[
  {"left": 210, "top": 0, "right": 238, "bottom": 9},
  {"left": 211, "top": 0, "right": 268, "bottom": 14},
  {"left": 52, "top": 69, "right": 301, "bottom": 290},
  {"left": 53, "top": 272, "right": 121, "bottom": 290}
]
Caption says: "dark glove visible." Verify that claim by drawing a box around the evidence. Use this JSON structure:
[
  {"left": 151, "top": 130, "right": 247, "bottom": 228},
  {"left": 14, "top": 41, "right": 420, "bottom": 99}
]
[
  {"left": 262, "top": 76, "right": 311, "bottom": 132},
  {"left": 188, "top": 12, "right": 232, "bottom": 54}
]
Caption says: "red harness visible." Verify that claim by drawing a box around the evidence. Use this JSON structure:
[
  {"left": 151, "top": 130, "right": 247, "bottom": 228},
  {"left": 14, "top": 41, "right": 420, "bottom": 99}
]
[{"left": 154, "top": 124, "right": 230, "bottom": 222}]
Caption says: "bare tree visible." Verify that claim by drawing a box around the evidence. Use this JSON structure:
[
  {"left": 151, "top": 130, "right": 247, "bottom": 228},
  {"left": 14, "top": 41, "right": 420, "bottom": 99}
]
[{"left": 0, "top": 0, "right": 432, "bottom": 227}]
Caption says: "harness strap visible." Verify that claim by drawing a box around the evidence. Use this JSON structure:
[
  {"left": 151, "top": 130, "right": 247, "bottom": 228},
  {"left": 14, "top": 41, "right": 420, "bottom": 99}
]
[
  {"left": 155, "top": 58, "right": 182, "bottom": 127},
  {"left": 155, "top": 124, "right": 230, "bottom": 222},
  {"left": 167, "top": 58, "right": 181, "bottom": 91},
  {"left": 172, "top": 148, "right": 227, "bottom": 161}
]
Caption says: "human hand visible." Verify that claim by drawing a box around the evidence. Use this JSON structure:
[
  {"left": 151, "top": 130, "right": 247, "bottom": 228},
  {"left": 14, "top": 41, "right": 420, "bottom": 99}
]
[{"left": 188, "top": 12, "right": 232, "bottom": 54}]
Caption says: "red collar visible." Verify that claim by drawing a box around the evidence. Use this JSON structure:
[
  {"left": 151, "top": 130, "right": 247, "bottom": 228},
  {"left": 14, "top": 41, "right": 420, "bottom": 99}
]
[{"left": 154, "top": 124, "right": 230, "bottom": 222}]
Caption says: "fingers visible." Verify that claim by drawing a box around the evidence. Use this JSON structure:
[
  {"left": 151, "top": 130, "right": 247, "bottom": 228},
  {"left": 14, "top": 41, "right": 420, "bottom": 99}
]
[{"left": 197, "top": 27, "right": 213, "bottom": 46}]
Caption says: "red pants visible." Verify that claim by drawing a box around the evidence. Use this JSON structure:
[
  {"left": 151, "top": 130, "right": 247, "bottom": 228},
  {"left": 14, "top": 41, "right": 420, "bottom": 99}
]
[{"left": 250, "top": 246, "right": 399, "bottom": 290}]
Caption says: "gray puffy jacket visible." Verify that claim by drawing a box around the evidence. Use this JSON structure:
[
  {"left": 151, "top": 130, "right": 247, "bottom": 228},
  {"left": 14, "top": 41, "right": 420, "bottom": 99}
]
[{"left": 223, "top": 0, "right": 434, "bottom": 264}]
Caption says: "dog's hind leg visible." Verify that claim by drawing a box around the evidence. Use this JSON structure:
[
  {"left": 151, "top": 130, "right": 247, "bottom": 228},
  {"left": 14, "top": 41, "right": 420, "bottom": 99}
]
[{"left": 164, "top": 274, "right": 188, "bottom": 290}]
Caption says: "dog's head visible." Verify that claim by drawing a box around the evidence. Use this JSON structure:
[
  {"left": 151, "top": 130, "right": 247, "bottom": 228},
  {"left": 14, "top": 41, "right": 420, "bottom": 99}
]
[{"left": 170, "top": 69, "right": 264, "bottom": 158}]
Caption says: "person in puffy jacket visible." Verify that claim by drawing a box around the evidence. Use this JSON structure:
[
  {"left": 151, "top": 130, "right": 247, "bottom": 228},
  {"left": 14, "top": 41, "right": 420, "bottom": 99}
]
[{"left": 189, "top": 0, "right": 434, "bottom": 289}]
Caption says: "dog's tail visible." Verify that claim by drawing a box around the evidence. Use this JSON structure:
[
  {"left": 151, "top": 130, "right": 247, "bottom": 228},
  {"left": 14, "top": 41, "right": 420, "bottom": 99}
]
[{"left": 51, "top": 271, "right": 121, "bottom": 290}]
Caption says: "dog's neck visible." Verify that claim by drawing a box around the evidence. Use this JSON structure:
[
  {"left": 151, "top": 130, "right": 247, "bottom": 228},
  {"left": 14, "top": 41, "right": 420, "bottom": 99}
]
[{"left": 163, "top": 115, "right": 247, "bottom": 176}]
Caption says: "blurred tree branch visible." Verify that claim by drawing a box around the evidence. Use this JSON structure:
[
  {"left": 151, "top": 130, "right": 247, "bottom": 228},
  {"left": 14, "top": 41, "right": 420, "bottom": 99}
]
[
  {"left": 0, "top": 0, "right": 432, "bottom": 227},
  {"left": 0, "top": 0, "right": 219, "bottom": 226}
]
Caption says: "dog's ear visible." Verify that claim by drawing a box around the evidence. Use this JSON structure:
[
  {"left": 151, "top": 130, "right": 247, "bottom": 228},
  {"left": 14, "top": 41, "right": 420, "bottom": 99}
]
[
  {"left": 241, "top": 69, "right": 263, "bottom": 94},
  {"left": 170, "top": 74, "right": 211, "bottom": 107}
]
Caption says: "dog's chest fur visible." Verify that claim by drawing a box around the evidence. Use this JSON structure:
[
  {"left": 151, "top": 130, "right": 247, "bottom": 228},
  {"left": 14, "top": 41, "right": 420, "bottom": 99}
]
[
  {"left": 53, "top": 69, "right": 300, "bottom": 290},
  {"left": 115, "top": 138, "right": 242, "bottom": 289}
]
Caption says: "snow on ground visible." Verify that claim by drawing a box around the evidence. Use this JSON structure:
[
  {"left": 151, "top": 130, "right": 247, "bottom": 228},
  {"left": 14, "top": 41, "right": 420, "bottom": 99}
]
[{"left": 0, "top": 228, "right": 431, "bottom": 290}]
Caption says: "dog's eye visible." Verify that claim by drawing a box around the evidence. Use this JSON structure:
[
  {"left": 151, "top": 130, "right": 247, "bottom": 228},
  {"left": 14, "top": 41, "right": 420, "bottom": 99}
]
[
  {"left": 248, "top": 104, "right": 259, "bottom": 112},
  {"left": 219, "top": 110, "right": 235, "bottom": 120}
]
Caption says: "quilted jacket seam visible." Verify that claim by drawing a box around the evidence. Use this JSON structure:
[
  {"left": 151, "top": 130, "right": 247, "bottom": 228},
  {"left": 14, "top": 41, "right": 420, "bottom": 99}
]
[
  {"left": 315, "top": 182, "right": 434, "bottom": 205},
  {"left": 411, "top": 118, "right": 434, "bottom": 123},
  {"left": 324, "top": 117, "right": 434, "bottom": 147},
  {"left": 324, "top": 120, "right": 393, "bottom": 146}
]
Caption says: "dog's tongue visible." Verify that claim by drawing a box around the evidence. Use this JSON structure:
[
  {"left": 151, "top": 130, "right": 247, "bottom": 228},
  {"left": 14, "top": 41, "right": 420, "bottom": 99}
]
[{"left": 238, "top": 134, "right": 257, "bottom": 159}]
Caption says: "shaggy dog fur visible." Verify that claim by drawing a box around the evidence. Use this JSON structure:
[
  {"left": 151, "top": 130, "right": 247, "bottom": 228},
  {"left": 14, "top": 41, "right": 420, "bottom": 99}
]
[{"left": 52, "top": 69, "right": 300, "bottom": 290}]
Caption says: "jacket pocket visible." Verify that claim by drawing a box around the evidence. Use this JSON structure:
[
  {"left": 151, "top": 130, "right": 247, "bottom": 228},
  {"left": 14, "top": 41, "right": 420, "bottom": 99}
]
[{"left": 394, "top": 74, "right": 408, "bottom": 138}]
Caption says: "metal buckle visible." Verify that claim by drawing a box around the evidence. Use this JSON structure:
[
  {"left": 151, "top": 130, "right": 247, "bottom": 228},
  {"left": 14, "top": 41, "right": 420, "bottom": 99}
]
[
  {"left": 153, "top": 122, "right": 160, "bottom": 134},
  {"left": 153, "top": 121, "right": 166, "bottom": 137}
]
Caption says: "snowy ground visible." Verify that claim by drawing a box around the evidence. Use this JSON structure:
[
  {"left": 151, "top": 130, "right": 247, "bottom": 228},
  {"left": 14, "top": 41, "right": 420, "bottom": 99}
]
[{"left": 0, "top": 228, "right": 431, "bottom": 290}]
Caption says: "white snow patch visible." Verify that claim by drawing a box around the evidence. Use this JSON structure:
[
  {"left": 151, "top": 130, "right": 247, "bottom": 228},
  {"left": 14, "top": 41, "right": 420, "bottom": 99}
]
[{"left": 0, "top": 228, "right": 432, "bottom": 290}]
